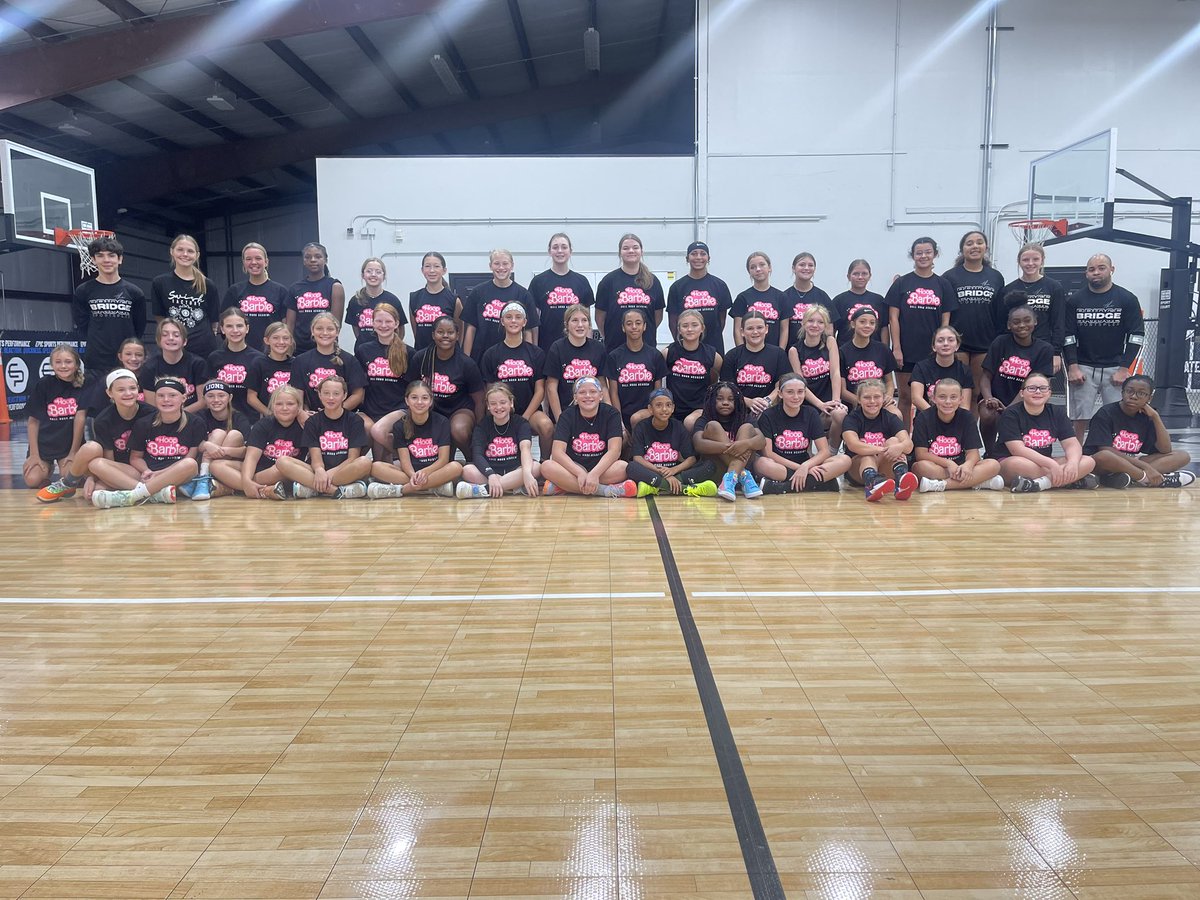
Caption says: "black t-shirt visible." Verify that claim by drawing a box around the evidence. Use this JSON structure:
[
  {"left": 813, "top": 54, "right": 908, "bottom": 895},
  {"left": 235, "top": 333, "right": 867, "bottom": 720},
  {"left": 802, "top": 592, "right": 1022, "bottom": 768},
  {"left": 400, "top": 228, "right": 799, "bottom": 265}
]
[
  {"left": 884, "top": 272, "right": 959, "bottom": 365},
  {"left": 631, "top": 417, "right": 694, "bottom": 466},
  {"left": 909, "top": 355, "right": 974, "bottom": 400},
  {"left": 528, "top": 270, "right": 595, "bottom": 352},
  {"left": 790, "top": 337, "right": 835, "bottom": 403},
  {"left": 1082, "top": 402, "right": 1165, "bottom": 456},
  {"left": 1004, "top": 276, "right": 1066, "bottom": 352},
  {"left": 152, "top": 272, "right": 220, "bottom": 357},
  {"left": 345, "top": 289, "right": 405, "bottom": 351},
  {"left": 287, "top": 275, "right": 342, "bottom": 354},
  {"left": 912, "top": 407, "right": 982, "bottom": 465},
  {"left": 731, "top": 286, "right": 788, "bottom": 347},
  {"left": 462, "top": 281, "right": 538, "bottom": 363},
  {"left": 544, "top": 337, "right": 608, "bottom": 413},
  {"left": 355, "top": 340, "right": 414, "bottom": 419},
  {"left": 206, "top": 346, "right": 267, "bottom": 418},
  {"left": 982, "top": 335, "right": 1054, "bottom": 407},
  {"left": 667, "top": 273, "right": 733, "bottom": 353},
  {"left": 409, "top": 347, "right": 484, "bottom": 416},
  {"left": 782, "top": 285, "right": 833, "bottom": 346},
  {"left": 392, "top": 412, "right": 452, "bottom": 471},
  {"left": 302, "top": 408, "right": 368, "bottom": 470},
  {"left": 839, "top": 340, "right": 896, "bottom": 394},
  {"left": 594, "top": 269, "right": 665, "bottom": 347},
  {"left": 605, "top": 343, "right": 669, "bottom": 422},
  {"left": 407, "top": 287, "right": 458, "bottom": 352},
  {"left": 222, "top": 279, "right": 291, "bottom": 351},
  {"left": 291, "top": 348, "right": 368, "bottom": 412},
  {"left": 93, "top": 400, "right": 154, "bottom": 464},
  {"left": 841, "top": 407, "right": 906, "bottom": 457},
  {"left": 757, "top": 404, "right": 825, "bottom": 465},
  {"left": 128, "top": 413, "right": 207, "bottom": 471},
  {"left": 480, "top": 340, "right": 546, "bottom": 415},
  {"left": 196, "top": 405, "right": 252, "bottom": 437},
  {"left": 72, "top": 278, "right": 148, "bottom": 373},
  {"left": 664, "top": 342, "right": 717, "bottom": 415},
  {"left": 693, "top": 414, "right": 737, "bottom": 444},
  {"left": 831, "top": 291, "right": 886, "bottom": 344},
  {"left": 28, "top": 375, "right": 88, "bottom": 459},
  {"left": 140, "top": 352, "right": 207, "bottom": 405},
  {"left": 554, "top": 403, "right": 623, "bottom": 468},
  {"left": 944, "top": 265, "right": 1005, "bottom": 353},
  {"left": 471, "top": 414, "right": 533, "bottom": 475},
  {"left": 246, "top": 355, "right": 295, "bottom": 403},
  {"left": 996, "top": 402, "right": 1073, "bottom": 460},
  {"left": 1065, "top": 284, "right": 1145, "bottom": 368},
  {"left": 246, "top": 416, "right": 304, "bottom": 472},
  {"left": 719, "top": 344, "right": 790, "bottom": 401}
]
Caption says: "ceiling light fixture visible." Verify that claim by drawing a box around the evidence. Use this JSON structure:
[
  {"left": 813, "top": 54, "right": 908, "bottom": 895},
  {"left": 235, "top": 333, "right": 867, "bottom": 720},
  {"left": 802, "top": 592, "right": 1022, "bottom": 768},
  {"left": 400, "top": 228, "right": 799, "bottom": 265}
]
[
  {"left": 430, "top": 54, "right": 465, "bottom": 96},
  {"left": 56, "top": 111, "right": 91, "bottom": 137},
  {"left": 583, "top": 27, "right": 600, "bottom": 72},
  {"left": 206, "top": 82, "right": 235, "bottom": 112}
]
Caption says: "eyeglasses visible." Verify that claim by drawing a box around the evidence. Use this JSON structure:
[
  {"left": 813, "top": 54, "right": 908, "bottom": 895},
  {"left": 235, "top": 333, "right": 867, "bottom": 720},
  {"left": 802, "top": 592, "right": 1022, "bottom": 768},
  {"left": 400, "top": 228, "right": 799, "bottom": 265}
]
[
  {"left": 1123, "top": 389, "right": 1152, "bottom": 398},
  {"left": 1023, "top": 385, "right": 1051, "bottom": 393}
]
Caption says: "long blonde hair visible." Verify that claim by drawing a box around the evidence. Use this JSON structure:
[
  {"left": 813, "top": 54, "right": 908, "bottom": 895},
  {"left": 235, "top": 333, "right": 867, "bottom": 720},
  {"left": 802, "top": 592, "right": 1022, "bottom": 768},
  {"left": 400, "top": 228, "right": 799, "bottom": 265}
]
[{"left": 171, "top": 234, "right": 208, "bottom": 296}]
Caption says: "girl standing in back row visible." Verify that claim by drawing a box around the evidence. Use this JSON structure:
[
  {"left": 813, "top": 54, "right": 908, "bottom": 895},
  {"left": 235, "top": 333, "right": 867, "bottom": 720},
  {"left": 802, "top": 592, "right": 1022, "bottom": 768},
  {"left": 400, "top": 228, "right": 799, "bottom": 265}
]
[
  {"left": 595, "top": 233, "right": 665, "bottom": 348},
  {"left": 528, "top": 233, "right": 595, "bottom": 354},
  {"left": 287, "top": 242, "right": 344, "bottom": 355},
  {"left": 345, "top": 257, "right": 405, "bottom": 351},
  {"left": 408, "top": 251, "right": 460, "bottom": 352},
  {"left": 222, "top": 242, "right": 291, "bottom": 350},
  {"left": 152, "top": 234, "right": 220, "bottom": 359}
]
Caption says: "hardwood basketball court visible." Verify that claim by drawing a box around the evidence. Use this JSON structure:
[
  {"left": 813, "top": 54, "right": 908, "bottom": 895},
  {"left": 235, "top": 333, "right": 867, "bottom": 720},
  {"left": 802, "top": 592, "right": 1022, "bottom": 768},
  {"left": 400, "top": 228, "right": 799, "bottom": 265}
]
[{"left": 0, "top": 474, "right": 1198, "bottom": 898}]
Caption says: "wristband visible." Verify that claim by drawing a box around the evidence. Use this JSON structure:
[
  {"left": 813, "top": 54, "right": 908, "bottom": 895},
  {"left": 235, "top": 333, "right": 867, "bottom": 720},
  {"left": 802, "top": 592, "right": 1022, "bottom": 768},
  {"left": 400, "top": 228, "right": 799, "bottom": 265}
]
[{"left": 484, "top": 467, "right": 495, "bottom": 476}]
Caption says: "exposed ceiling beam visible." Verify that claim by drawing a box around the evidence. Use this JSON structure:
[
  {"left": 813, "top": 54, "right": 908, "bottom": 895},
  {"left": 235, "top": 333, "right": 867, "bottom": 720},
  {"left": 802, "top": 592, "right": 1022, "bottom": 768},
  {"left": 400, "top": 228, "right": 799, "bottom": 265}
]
[
  {"left": 102, "top": 73, "right": 640, "bottom": 207},
  {"left": 430, "top": 17, "right": 480, "bottom": 101},
  {"left": 265, "top": 38, "right": 362, "bottom": 122},
  {"left": 504, "top": 0, "right": 538, "bottom": 89},
  {"left": 95, "top": 0, "right": 153, "bottom": 24},
  {"left": 0, "top": 0, "right": 62, "bottom": 41},
  {"left": 190, "top": 57, "right": 301, "bottom": 132},
  {"left": 0, "top": 0, "right": 444, "bottom": 112},
  {"left": 119, "top": 73, "right": 243, "bottom": 142},
  {"left": 55, "top": 95, "right": 184, "bottom": 151},
  {"left": 0, "top": 111, "right": 116, "bottom": 164},
  {"left": 345, "top": 25, "right": 421, "bottom": 112}
]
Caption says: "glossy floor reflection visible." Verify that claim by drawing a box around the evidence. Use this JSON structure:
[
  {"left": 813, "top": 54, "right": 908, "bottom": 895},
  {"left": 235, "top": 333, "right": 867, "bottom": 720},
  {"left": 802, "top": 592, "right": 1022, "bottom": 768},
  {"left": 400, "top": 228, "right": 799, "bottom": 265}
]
[{"left": 0, "top": 486, "right": 1197, "bottom": 897}]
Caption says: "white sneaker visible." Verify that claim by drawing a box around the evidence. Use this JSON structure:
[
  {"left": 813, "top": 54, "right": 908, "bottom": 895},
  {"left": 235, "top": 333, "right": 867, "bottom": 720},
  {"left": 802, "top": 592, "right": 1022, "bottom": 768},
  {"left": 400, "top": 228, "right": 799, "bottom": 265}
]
[
  {"left": 91, "top": 489, "right": 137, "bottom": 509},
  {"left": 918, "top": 477, "right": 946, "bottom": 493},
  {"left": 974, "top": 474, "right": 1005, "bottom": 491},
  {"left": 1159, "top": 471, "right": 1197, "bottom": 488},
  {"left": 335, "top": 480, "right": 367, "bottom": 499},
  {"left": 432, "top": 482, "right": 455, "bottom": 497},
  {"left": 292, "top": 482, "right": 317, "bottom": 499},
  {"left": 149, "top": 486, "right": 176, "bottom": 504},
  {"left": 456, "top": 482, "right": 488, "bottom": 499},
  {"left": 367, "top": 482, "right": 401, "bottom": 499}
]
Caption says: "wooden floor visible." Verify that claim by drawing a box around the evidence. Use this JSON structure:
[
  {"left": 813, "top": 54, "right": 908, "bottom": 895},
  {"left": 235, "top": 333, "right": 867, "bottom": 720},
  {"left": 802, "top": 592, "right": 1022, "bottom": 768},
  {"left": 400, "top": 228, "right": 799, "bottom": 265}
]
[{"left": 0, "top": 478, "right": 1199, "bottom": 898}]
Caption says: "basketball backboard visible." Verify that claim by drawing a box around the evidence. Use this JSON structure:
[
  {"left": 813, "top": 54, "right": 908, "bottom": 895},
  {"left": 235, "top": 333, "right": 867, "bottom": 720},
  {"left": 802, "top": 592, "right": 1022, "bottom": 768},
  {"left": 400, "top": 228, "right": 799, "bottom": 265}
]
[
  {"left": 0, "top": 140, "right": 98, "bottom": 252},
  {"left": 1028, "top": 128, "right": 1117, "bottom": 236}
]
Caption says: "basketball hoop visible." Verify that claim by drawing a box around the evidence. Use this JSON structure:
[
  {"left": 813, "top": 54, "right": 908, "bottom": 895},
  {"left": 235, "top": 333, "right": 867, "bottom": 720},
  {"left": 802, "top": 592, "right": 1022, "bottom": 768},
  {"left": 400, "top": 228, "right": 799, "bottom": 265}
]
[
  {"left": 1009, "top": 218, "right": 1069, "bottom": 245},
  {"left": 54, "top": 227, "right": 116, "bottom": 277}
]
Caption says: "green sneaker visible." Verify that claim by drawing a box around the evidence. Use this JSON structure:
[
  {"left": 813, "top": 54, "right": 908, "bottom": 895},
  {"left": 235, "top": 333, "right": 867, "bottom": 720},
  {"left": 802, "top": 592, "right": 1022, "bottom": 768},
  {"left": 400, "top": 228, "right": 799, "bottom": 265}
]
[
  {"left": 635, "top": 482, "right": 659, "bottom": 498},
  {"left": 683, "top": 480, "right": 718, "bottom": 498}
]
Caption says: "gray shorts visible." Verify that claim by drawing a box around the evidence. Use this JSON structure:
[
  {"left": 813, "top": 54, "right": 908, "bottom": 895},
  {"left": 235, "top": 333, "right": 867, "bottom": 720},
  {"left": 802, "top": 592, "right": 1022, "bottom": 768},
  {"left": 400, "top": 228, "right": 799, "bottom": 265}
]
[{"left": 1069, "top": 365, "right": 1123, "bottom": 420}]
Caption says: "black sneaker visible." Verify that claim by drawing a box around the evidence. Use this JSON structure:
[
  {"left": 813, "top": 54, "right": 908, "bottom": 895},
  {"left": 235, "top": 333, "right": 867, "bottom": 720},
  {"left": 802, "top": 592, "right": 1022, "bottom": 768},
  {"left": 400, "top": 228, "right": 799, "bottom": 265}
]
[
  {"left": 1065, "top": 474, "right": 1100, "bottom": 490},
  {"left": 808, "top": 474, "right": 841, "bottom": 493},
  {"left": 760, "top": 478, "right": 790, "bottom": 495},
  {"left": 1099, "top": 472, "right": 1132, "bottom": 489},
  {"left": 1159, "top": 471, "right": 1197, "bottom": 488},
  {"left": 1011, "top": 475, "right": 1041, "bottom": 494}
]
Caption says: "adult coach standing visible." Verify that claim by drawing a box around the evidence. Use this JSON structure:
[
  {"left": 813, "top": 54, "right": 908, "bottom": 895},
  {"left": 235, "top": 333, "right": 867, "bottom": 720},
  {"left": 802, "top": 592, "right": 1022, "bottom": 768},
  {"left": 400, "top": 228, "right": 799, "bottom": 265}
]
[{"left": 1064, "top": 253, "right": 1145, "bottom": 440}]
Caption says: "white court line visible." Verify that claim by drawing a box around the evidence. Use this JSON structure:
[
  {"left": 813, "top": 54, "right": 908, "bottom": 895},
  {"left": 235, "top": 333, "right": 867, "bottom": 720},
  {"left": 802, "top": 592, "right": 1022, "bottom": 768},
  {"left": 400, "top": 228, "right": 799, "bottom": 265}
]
[
  {"left": 694, "top": 586, "right": 1200, "bottom": 598},
  {"left": 0, "top": 591, "right": 665, "bottom": 606}
]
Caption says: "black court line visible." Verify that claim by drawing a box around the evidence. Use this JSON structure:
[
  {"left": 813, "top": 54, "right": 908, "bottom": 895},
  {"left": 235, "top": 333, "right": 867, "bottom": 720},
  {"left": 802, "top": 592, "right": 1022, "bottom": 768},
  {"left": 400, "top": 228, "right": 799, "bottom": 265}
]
[{"left": 646, "top": 496, "right": 785, "bottom": 900}]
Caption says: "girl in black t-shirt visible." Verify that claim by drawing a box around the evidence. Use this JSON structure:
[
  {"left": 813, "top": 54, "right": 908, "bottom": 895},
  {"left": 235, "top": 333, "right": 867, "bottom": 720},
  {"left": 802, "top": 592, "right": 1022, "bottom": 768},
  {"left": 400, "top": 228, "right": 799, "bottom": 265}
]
[
  {"left": 211, "top": 385, "right": 305, "bottom": 500},
  {"left": 207, "top": 307, "right": 266, "bottom": 419},
  {"left": 595, "top": 233, "right": 665, "bottom": 349},
  {"left": 1083, "top": 375, "right": 1193, "bottom": 487},
  {"left": 23, "top": 344, "right": 88, "bottom": 490},
  {"left": 151, "top": 234, "right": 221, "bottom": 359},
  {"left": 1006, "top": 243, "right": 1066, "bottom": 366},
  {"left": 998, "top": 373, "right": 1096, "bottom": 492},
  {"left": 529, "top": 233, "right": 596, "bottom": 353},
  {"left": 358, "top": 303, "right": 414, "bottom": 460},
  {"left": 287, "top": 241, "right": 344, "bottom": 355},
  {"left": 544, "top": 304, "right": 609, "bottom": 420},
  {"left": 831, "top": 259, "right": 888, "bottom": 346},
  {"left": 692, "top": 382, "right": 767, "bottom": 502},
  {"left": 662, "top": 309, "right": 721, "bottom": 430},
  {"left": 458, "top": 383, "right": 541, "bottom": 498},
  {"left": 141, "top": 318, "right": 206, "bottom": 412},
  {"left": 246, "top": 322, "right": 296, "bottom": 417},
  {"left": 480, "top": 302, "right": 553, "bottom": 456},
  {"left": 839, "top": 307, "right": 897, "bottom": 408},
  {"left": 979, "top": 303, "right": 1055, "bottom": 453},
  {"left": 753, "top": 373, "right": 849, "bottom": 493},
  {"left": 345, "top": 256, "right": 405, "bottom": 351},
  {"left": 409, "top": 316, "right": 485, "bottom": 454},
  {"left": 540, "top": 377, "right": 635, "bottom": 497},
  {"left": 368, "top": 379, "right": 463, "bottom": 499},
  {"left": 605, "top": 307, "right": 668, "bottom": 431},
  {"left": 189, "top": 380, "right": 248, "bottom": 499},
  {"left": 408, "top": 252, "right": 461, "bottom": 352},
  {"left": 945, "top": 230, "right": 1005, "bottom": 387},
  {"left": 911, "top": 380, "right": 1002, "bottom": 493},
  {"left": 114, "top": 338, "right": 147, "bottom": 407},
  {"left": 292, "top": 312, "right": 367, "bottom": 414},
  {"left": 783, "top": 252, "right": 833, "bottom": 346},
  {"left": 627, "top": 388, "right": 717, "bottom": 496},
  {"left": 277, "top": 376, "right": 371, "bottom": 498},
  {"left": 91, "top": 378, "right": 204, "bottom": 508},
  {"left": 222, "top": 242, "right": 290, "bottom": 351},
  {"left": 788, "top": 304, "right": 846, "bottom": 448},
  {"left": 718, "top": 310, "right": 791, "bottom": 416},
  {"left": 463, "top": 249, "right": 538, "bottom": 362},
  {"left": 732, "top": 251, "right": 789, "bottom": 349},
  {"left": 840, "top": 379, "right": 916, "bottom": 502},
  {"left": 909, "top": 325, "right": 974, "bottom": 424}
]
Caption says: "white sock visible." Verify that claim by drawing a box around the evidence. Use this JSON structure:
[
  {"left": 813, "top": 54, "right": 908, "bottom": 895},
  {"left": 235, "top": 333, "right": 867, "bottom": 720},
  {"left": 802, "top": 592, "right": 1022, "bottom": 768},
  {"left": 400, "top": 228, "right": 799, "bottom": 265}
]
[
  {"left": 1035, "top": 476, "right": 1052, "bottom": 491},
  {"left": 200, "top": 461, "right": 210, "bottom": 476},
  {"left": 131, "top": 482, "right": 150, "bottom": 499}
]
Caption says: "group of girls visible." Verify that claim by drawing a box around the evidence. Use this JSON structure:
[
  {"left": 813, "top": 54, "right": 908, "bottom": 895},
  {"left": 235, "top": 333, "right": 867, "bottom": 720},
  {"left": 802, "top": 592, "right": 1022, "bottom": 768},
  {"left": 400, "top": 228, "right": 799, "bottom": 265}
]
[{"left": 29, "top": 229, "right": 1193, "bottom": 508}]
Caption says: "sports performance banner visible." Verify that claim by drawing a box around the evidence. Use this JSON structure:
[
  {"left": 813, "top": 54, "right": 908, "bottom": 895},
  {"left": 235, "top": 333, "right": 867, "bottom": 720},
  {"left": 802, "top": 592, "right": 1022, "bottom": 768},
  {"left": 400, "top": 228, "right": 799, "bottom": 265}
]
[{"left": 1, "top": 331, "right": 83, "bottom": 418}]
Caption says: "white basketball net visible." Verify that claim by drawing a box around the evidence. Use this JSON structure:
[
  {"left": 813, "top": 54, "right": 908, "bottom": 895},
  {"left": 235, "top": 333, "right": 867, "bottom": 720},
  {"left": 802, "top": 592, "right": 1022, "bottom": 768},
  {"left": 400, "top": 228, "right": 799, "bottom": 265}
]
[
  {"left": 1009, "top": 220, "right": 1058, "bottom": 246},
  {"left": 66, "top": 229, "right": 112, "bottom": 276}
]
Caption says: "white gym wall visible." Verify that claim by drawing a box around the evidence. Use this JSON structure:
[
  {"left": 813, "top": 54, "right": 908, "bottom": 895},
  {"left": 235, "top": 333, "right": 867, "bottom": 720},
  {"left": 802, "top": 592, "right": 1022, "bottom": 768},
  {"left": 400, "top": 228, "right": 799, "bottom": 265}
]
[{"left": 316, "top": 0, "right": 1200, "bottom": 329}]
